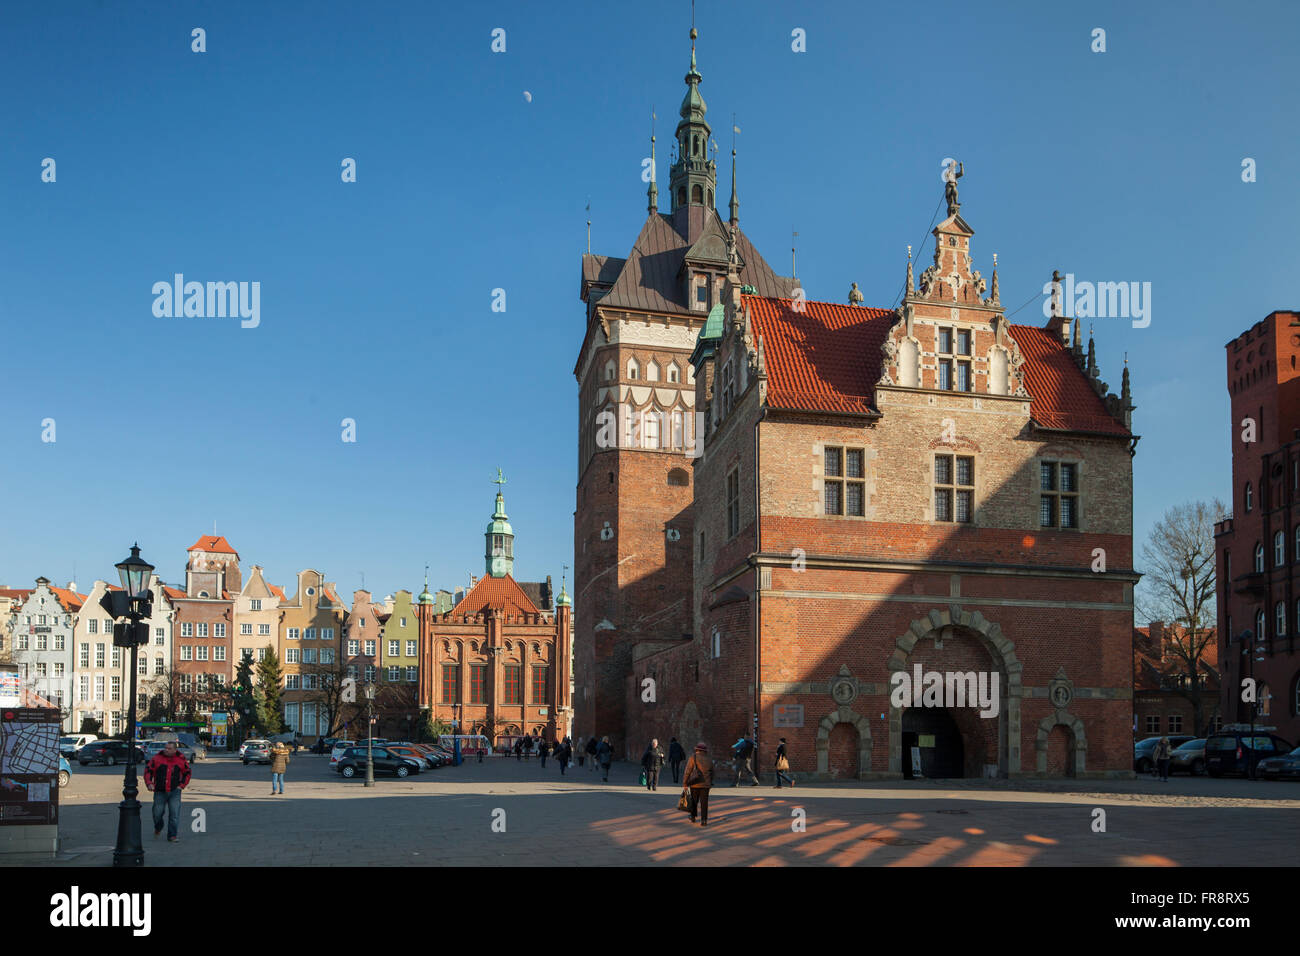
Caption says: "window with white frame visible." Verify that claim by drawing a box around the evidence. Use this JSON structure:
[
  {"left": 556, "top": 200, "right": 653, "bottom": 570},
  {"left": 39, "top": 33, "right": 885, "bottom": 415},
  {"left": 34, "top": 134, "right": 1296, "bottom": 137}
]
[
  {"left": 322, "top": 627, "right": 334, "bottom": 640},
  {"left": 79, "top": 676, "right": 89, "bottom": 702},
  {"left": 305, "top": 627, "right": 316, "bottom": 640},
  {"left": 388, "top": 640, "right": 399, "bottom": 657},
  {"left": 1255, "top": 543, "right": 1265, "bottom": 573},
  {"left": 285, "top": 674, "right": 300, "bottom": 690},
  {"left": 302, "top": 648, "right": 317, "bottom": 664},
  {"left": 181, "top": 645, "right": 192, "bottom": 660},
  {"left": 35, "top": 662, "right": 47, "bottom": 678},
  {"left": 388, "top": 666, "right": 400, "bottom": 681},
  {"left": 348, "top": 639, "right": 359, "bottom": 656},
  {"left": 250, "top": 599, "right": 262, "bottom": 611},
  {"left": 35, "top": 633, "right": 47, "bottom": 651},
  {"left": 321, "top": 648, "right": 335, "bottom": 664},
  {"left": 1277, "top": 602, "right": 1288, "bottom": 637},
  {"left": 364, "top": 640, "right": 375, "bottom": 656},
  {"left": 88, "top": 619, "right": 98, "bottom": 634},
  {"left": 181, "top": 622, "right": 193, "bottom": 637},
  {"left": 364, "top": 665, "right": 375, "bottom": 682},
  {"left": 214, "top": 623, "right": 225, "bottom": 638},
  {"left": 54, "top": 634, "right": 64, "bottom": 651},
  {"left": 95, "top": 644, "right": 105, "bottom": 667},
  {"left": 137, "top": 655, "right": 146, "bottom": 675},
  {"left": 1276, "top": 531, "right": 1286, "bottom": 567},
  {"left": 287, "top": 628, "right": 300, "bottom": 640},
  {"left": 111, "top": 676, "right": 121, "bottom": 701},
  {"left": 197, "top": 622, "right": 208, "bottom": 637},
  {"left": 196, "top": 646, "right": 208, "bottom": 661},
  {"left": 111, "top": 646, "right": 120, "bottom": 667},
  {"left": 214, "top": 646, "right": 226, "bottom": 661},
  {"left": 241, "top": 624, "right": 252, "bottom": 635},
  {"left": 155, "top": 628, "right": 164, "bottom": 644},
  {"left": 406, "top": 666, "right": 417, "bottom": 682},
  {"left": 285, "top": 648, "right": 300, "bottom": 663},
  {"left": 53, "top": 662, "right": 64, "bottom": 677},
  {"left": 406, "top": 640, "right": 417, "bottom": 657},
  {"left": 94, "top": 676, "right": 104, "bottom": 700},
  {"left": 17, "top": 635, "right": 28, "bottom": 651},
  {"left": 154, "top": 657, "right": 164, "bottom": 675},
  {"left": 258, "top": 624, "right": 270, "bottom": 636}
]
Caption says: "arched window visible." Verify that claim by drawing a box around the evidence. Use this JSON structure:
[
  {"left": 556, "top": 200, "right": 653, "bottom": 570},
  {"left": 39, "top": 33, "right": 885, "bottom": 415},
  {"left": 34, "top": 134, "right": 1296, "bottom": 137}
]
[
  {"left": 1276, "top": 531, "right": 1287, "bottom": 567},
  {"left": 668, "top": 467, "right": 689, "bottom": 487},
  {"left": 692, "top": 184, "right": 704, "bottom": 204},
  {"left": 646, "top": 360, "right": 660, "bottom": 382},
  {"left": 667, "top": 363, "right": 680, "bottom": 383},
  {"left": 1255, "top": 543, "right": 1265, "bottom": 572},
  {"left": 627, "top": 359, "right": 639, "bottom": 380},
  {"left": 707, "top": 189, "right": 713, "bottom": 207},
  {"left": 677, "top": 187, "right": 686, "bottom": 206},
  {"left": 604, "top": 360, "right": 615, "bottom": 381},
  {"left": 1256, "top": 609, "right": 1266, "bottom": 638},
  {"left": 1277, "top": 601, "right": 1288, "bottom": 636},
  {"left": 1245, "top": 483, "right": 1253, "bottom": 512}
]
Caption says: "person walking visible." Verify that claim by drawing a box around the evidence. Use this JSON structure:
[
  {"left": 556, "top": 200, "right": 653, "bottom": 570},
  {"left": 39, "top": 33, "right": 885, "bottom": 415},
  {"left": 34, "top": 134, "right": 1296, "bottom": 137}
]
[
  {"left": 269, "top": 740, "right": 291, "bottom": 794},
  {"left": 539, "top": 738, "right": 551, "bottom": 768},
  {"left": 641, "top": 738, "right": 666, "bottom": 791},
  {"left": 773, "top": 737, "right": 795, "bottom": 788},
  {"left": 585, "top": 735, "right": 599, "bottom": 772},
  {"left": 514, "top": 738, "right": 523, "bottom": 761},
  {"left": 681, "top": 742, "right": 714, "bottom": 826},
  {"left": 596, "top": 736, "right": 613, "bottom": 782},
  {"left": 523, "top": 735, "right": 534, "bottom": 761},
  {"left": 576, "top": 736, "right": 585, "bottom": 768},
  {"left": 731, "top": 733, "right": 760, "bottom": 786},
  {"left": 557, "top": 737, "right": 571, "bottom": 775},
  {"left": 668, "top": 737, "right": 686, "bottom": 783},
  {"left": 1155, "top": 736, "right": 1172, "bottom": 781},
  {"left": 144, "top": 739, "right": 191, "bottom": 843}
]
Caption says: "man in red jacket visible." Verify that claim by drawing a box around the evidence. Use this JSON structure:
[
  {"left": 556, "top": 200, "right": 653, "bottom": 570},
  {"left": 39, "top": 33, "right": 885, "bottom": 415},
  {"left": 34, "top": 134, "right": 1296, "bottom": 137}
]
[{"left": 144, "top": 740, "right": 191, "bottom": 843}]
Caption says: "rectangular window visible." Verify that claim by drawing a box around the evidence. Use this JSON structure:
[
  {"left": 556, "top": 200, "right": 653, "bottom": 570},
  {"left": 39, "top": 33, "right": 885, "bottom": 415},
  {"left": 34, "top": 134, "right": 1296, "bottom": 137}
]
[
  {"left": 1145, "top": 715, "right": 1160, "bottom": 734},
  {"left": 79, "top": 676, "right": 89, "bottom": 702},
  {"left": 388, "top": 640, "right": 399, "bottom": 657},
  {"left": 111, "top": 646, "right": 120, "bottom": 667},
  {"left": 935, "top": 455, "right": 974, "bottom": 523},
  {"left": 503, "top": 665, "right": 522, "bottom": 705},
  {"left": 94, "top": 676, "right": 104, "bottom": 701},
  {"left": 406, "top": 640, "right": 417, "bottom": 657},
  {"left": 957, "top": 329, "right": 971, "bottom": 356},
  {"left": 1040, "top": 461, "right": 1080, "bottom": 528},
  {"left": 36, "top": 633, "right": 48, "bottom": 651},
  {"left": 364, "top": 640, "right": 375, "bottom": 656},
  {"left": 54, "top": 662, "right": 64, "bottom": 677},
  {"left": 471, "top": 664, "right": 487, "bottom": 704},
  {"left": 214, "top": 646, "right": 226, "bottom": 661},
  {"left": 442, "top": 665, "right": 460, "bottom": 703},
  {"left": 956, "top": 361, "right": 971, "bottom": 392},
  {"left": 95, "top": 644, "right": 105, "bottom": 667},
  {"left": 405, "top": 666, "right": 417, "bottom": 682},
  {"left": 155, "top": 628, "right": 164, "bottom": 643},
  {"left": 54, "top": 634, "right": 64, "bottom": 651},
  {"left": 348, "top": 639, "right": 359, "bottom": 656},
  {"left": 532, "top": 666, "right": 549, "bottom": 704},
  {"left": 36, "top": 662, "right": 47, "bottom": 678},
  {"left": 938, "top": 328, "right": 953, "bottom": 354},
  {"left": 321, "top": 648, "right": 335, "bottom": 664},
  {"left": 823, "top": 446, "right": 867, "bottom": 517},
  {"left": 285, "top": 674, "right": 300, "bottom": 690},
  {"left": 305, "top": 628, "right": 316, "bottom": 640},
  {"left": 257, "top": 648, "right": 266, "bottom": 661},
  {"left": 287, "top": 628, "right": 300, "bottom": 640},
  {"left": 79, "top": 643, "right": 89, "bottom": 668},
  {"left": 111, "top": 676, "right": 121, "bottom": 701},
  {"left": 726, "top": 468, "right": 741, "bottom": 538},
  {"left": 196, "top": 646, "right": 209, "bottom": 661},
  {"left": 250, "top": 599, "right": 262, "bottom": 611},
  {"left": 400, "top": 617, "right": 407, "bottom": 628},
  {"left": 364, "top": 665, "right": 375, "bottom": 683},
  {"left": 240, "top": 623, "right": 252, "bottom": 635},
  {"left": 285, "top": 648, "right": 300, "bottom": 664},
  {"left": 302, "top": 674, "right": 317, "bottom": 691},
  {"left": 88, "top": 619, "right": 98, "bottom": 634},
  {"left": 302, "top": 648, "right": 316, "bottom": 664},
  {"left": 17, "top": 635, "right": 28, "bottom": 651},
  {"left": 195, "top": 622, "right": 207, "bottom": 638},
  {"left": 388, "top": 666, "right": 400, "bottom": 682},
  {"left": 321, "top": 628, "right": 334, "bottom": 641},
  {"left": 1168, "top": 715, "right": 1183, "bottom": 733},
  {"left": 213, "top": 623, "right": 226, "bottom": 638},
  {"left": 258, "top": 623, "right": 271, "bottom": 636},
  {"left": 181, "top": 622, "right": 193, "bottom": 637},
  {"left": 938, "top": 360, "right": 952, "bottom": 390}
]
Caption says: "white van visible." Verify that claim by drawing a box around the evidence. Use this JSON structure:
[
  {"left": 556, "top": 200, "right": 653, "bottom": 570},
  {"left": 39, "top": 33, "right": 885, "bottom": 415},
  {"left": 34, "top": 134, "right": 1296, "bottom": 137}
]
[{"left": 58, "top": 733, "right": 98, "bottom": 756}]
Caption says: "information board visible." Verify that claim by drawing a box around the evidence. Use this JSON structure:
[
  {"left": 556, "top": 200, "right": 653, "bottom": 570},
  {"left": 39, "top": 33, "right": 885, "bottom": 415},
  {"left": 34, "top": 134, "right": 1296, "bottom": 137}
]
[{"left": 0, "top": 706, "right": 61, "bottom": 825}]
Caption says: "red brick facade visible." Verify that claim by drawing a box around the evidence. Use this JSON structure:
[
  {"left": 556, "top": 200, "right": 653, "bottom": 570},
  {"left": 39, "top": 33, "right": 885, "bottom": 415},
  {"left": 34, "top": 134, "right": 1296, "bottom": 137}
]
[{"left": 1215, "top": 311, "right": 1300, "bottom": 741}]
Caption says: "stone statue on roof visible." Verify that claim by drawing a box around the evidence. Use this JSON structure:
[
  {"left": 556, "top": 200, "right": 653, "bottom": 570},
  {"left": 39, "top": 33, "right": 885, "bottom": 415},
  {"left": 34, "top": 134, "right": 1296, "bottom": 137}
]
[{"left": 943, "top": 160, "right": 963, "bottom": 217}]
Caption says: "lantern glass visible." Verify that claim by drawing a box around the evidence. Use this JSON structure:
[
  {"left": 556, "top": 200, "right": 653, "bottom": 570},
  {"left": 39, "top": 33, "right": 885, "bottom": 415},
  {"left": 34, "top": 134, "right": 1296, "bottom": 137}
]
[{"left": 115, "top": 544, "right": 155, "bottom": 599}]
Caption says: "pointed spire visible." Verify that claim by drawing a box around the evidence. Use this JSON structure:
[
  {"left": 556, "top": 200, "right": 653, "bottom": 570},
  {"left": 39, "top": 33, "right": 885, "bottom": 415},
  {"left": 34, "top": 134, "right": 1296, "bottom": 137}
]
[
  {"left": 1121, "top": 353, "right": 1135, "bottom": 429},
  {"left": 648, "top": 110, "right": 658, "bottom": 215},
  {"left": 1086, "top": 324, "right": 1098, "bottom": 378},
  {"left": 728, "top": 119, "right": 739, "bottom": 227},
  {"left": 905, "top": 245, "right": 914, "bottom": 297},
  {"left": 755, "top": 333, "right": 767, "bottom": 378},
  {"left": 989, "top": 252, "right": 1000, "bottom": 305},
  {"left": 1072, "top": 308, "right": 1084, "bottom": 365}
]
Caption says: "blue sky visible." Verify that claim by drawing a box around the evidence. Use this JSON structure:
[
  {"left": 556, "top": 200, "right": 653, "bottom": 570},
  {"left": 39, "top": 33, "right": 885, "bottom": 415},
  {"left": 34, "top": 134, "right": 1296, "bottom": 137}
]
[{"left": 1, "top": 0, "right": 1295, "bottom": 601}]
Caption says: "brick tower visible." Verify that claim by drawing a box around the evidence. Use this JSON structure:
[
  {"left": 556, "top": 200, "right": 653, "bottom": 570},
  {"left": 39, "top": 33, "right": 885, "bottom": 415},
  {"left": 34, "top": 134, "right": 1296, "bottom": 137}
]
[{"left": 573, "top": 25, "right": 796, "bottom": 754}]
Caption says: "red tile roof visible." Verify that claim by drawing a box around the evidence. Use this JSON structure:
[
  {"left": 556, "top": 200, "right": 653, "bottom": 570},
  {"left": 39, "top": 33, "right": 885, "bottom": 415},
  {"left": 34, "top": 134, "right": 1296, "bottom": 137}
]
[
  {"left": 187, "top": 535, "right": 238, "bottom": 555},
  {"left": 744, "top": 295, "right": 1130, "bottom": 435},
  {"left": 746, "top": 296, "right": 893, "bottom": 414},
  {"left": 162, "top": 586, "right": 186, "bottom": 600},
  {"left": 450, "top": 575, "right": 540, "bottom": 617},
  {"left": 1010, "top": 325, "right": 1129, "bottom": 435},
  {"left": 48, "top": 586, "right": 87, "bottom": 611},
  {"left": 0, "top": 588, "right": 33, "bottom": 601},
  {"left": 268, "top": 584, "right": 286, "bottom": 601}
]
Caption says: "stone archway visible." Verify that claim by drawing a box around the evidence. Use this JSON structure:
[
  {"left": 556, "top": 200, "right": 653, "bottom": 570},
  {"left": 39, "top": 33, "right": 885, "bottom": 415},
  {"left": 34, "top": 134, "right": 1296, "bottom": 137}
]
[
  {"left": 1035, "top": 710, "right": 1087, "bottom": 775},
  {"left": 886, "top": 606, "right": 1023, "bottom": 777},
  {"left": 815, "top": 705, "right": 873, "bottom": 779}
]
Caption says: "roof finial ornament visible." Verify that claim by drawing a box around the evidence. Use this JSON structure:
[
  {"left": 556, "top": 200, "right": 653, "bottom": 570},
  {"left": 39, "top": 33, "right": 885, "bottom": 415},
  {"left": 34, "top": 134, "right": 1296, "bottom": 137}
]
[
  {"left": 943, "top": 159, "right": 964, "bottom": 217},
  {"left": 1087, "top": 324, "right": 1098, "bottom": 378},
  {"left": 729, "top": 117, "right": 739, "bottom": 227},
  {"left": 1049, "top": 269, "right": 1064, "bottom": 318},
  {"left": 848, "top": 282, "right": 864, "bottom": 306},
  {"left": 585, "top": 198, "right": 591, "bottom": 255},
  {"left": 906, "top": 244, "right": 914, "bottom": 297},
  {"left": 988, "top": 252, "right": 1000, "bottom": 305},
  {"left": 648, "top": 107, "right": 658, "bottom": 215}
]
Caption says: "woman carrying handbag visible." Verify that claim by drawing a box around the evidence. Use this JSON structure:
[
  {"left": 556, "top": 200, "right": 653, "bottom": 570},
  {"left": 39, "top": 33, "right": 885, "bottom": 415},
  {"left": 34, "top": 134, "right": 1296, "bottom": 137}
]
[
  {"left": 774, "top": 737, "right": 795, "bottom": 788},
  {"left": 680, "top": 742, "right": 714, "bottom": 826}
]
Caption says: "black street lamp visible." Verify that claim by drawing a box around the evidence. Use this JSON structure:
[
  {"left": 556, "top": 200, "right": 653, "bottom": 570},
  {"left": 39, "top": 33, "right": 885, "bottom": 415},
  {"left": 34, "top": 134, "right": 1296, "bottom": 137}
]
[
  {"left": 453, "top": 702, "right": 462, "bottom": 765},
  {"left": 1239, "top": 628, "right": 1265, "bottom": 778},
  {"left": 364, "top": 681, "right": 376, "bottom": 787},
  {"left": 107, "top": 544, "right": 154, "bottom": 867}
]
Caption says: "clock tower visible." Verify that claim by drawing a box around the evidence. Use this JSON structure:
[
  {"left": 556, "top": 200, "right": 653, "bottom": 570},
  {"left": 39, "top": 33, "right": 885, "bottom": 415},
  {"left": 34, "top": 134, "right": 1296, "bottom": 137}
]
[{"left": 485, "top": 469, "right": 514, "bottom": 578}]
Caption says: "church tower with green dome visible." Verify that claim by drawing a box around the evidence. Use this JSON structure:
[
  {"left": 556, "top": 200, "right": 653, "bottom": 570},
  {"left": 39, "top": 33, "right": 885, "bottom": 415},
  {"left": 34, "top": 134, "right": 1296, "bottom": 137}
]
[{"left": 485, "top": 469, "right": 514, "bottom": 578}]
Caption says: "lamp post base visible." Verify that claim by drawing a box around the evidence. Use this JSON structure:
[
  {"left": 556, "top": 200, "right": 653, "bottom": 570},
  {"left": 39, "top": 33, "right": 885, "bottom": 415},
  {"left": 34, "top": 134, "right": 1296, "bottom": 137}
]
[{"left": 112, "top": 796, "right": 145, "bottom": 867}]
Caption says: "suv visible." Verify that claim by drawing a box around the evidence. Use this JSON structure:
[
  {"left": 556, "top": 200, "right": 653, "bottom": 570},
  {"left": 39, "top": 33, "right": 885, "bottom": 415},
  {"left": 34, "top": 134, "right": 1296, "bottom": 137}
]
[
  {"left": 1205, "top": 731, "right": 1292, "bottom": 777},
  {"left": 76, "top": 740, "right": 145, "bottom": 766},
  {"left": 1133, "top": 735, "right": 1197, "bottom": 773},
  {"left": 335, "top": 746, "right": 419, "bottom": 779}
]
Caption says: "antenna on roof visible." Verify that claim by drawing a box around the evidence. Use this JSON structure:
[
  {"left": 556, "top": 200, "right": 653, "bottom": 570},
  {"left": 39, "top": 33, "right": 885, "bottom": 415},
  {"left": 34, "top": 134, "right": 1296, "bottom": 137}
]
[
  {"left": 585, "top": 198, "right": 591, "bottom": 255},
  {"left": 791, "top": 229, "right": 799, "bottom": 278}
]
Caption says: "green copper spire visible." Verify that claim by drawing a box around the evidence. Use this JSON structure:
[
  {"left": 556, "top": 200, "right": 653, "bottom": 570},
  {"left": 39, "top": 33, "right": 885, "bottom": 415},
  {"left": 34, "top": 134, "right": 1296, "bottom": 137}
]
[
  {"left": 669, "top": 25, "right": 715, "bottom": 214},
  {"left": 485, "top": 468, "right": 515, "bottom": 578},
  {"left": 418, "top": 563, "right": 434, "bottom": 605},
  {"left": 556, "top": 564, "right": 572, "bottom": 607}
]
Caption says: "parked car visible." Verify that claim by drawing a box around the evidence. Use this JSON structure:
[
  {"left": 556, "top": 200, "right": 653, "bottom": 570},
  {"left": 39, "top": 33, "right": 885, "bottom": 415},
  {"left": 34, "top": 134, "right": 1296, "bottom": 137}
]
[
  {"left": 243, "top": 741, "right": 272, "bottom": 765},
  {"left": 1133, "top": 735, "right": 1197, "bottom": 773},
  {"left": 57, "top": 756, "right": 71, "bottom": 789},
  {"left": 385, "top": 745, "right": 436, "bottom": 770},
  {"left": 410, "top": 744, "right": 448, "bottom": 766},
  {"left": 1206, "top": 731, "right": 1293, "bottom": 777},
  {"left": 1256, "top": 745, "right": 1300, "bottom": 780},
  {"left": 58, "top": 733, "right": 98, "bottom": 756},
  {"left": 1168, "top": 738, "right": 1207, "bottom": 775},
  {"left": 329, "top": 741, "right": 358, "bottom": 768},
  {"left": 335, "top": 747, "right": 418, "bottom": 778},
  {"left": 76, "top": 740, "right": 145, "bottom": 766},
  {"left": 240, "top": 738, "right": 270, "bottom": 759}
]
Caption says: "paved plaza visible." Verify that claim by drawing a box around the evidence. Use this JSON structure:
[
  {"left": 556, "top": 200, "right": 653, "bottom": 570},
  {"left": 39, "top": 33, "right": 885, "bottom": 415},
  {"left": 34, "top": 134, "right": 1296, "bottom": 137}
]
[{"left": 27, "top": 753, "right": 1300, "bottom": 867}]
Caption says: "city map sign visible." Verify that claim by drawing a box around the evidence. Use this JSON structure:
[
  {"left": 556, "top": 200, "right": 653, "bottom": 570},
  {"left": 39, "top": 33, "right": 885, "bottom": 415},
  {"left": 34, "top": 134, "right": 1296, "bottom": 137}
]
[{"left": 0, "top": 707, "right": 61, "bottom": 825}]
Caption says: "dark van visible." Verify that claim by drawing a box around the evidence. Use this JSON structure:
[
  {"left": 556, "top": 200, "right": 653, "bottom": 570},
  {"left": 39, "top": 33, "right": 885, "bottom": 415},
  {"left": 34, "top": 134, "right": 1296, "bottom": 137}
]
[{"left": 1205, "top": 730, "right": 1292, "bottom": 777}]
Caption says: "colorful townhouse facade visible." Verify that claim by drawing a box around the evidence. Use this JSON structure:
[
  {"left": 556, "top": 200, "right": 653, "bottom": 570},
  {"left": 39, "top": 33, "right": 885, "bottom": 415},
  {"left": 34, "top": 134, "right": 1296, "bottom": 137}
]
[{"left": 279, "top": 570, "right": 344, "bottom": 739}]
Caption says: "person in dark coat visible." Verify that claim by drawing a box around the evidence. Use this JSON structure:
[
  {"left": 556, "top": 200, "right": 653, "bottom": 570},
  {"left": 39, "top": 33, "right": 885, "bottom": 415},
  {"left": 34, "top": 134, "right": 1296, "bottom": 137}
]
[
  {"left": 668, "top": 737, "right": 686, "bottom": 783},
  {"left": 514, "top": 738, "right": 523, "bottom": 761},
  {"left": 596, "top": 736, "right": 613, "bottom": 782},
  {"left": 585, "top": 735, "right": 599, "bottom": 772},
  {"left": 732, "top": 733, "right": 760, "bottom": 786},
  {"left": 682, "top": 742, "right": 714, "bottom": 826},
  {"left": 641, "top": 738, "right": 666, "bottom": 791},
  {"left": 539, "top": 738, "right": 551, "bottom": 768},
  {"left": 522, "top": 735, "right": 534, "bottom": 760},
  {"left": 557, "top": 737, "right": 572, "bottom": 775},
  {"left": 774, "top": 737, "right": 795, "bottom": 788}
]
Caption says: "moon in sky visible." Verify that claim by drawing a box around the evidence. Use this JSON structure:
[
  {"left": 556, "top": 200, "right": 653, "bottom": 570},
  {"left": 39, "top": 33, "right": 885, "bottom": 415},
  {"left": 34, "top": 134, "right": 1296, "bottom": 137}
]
[{"left": 523, "top": 90, "right": 532, "bottom": 103}]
